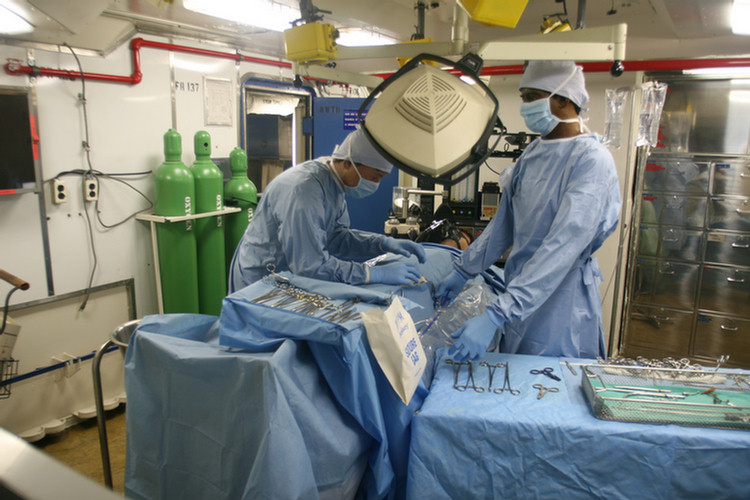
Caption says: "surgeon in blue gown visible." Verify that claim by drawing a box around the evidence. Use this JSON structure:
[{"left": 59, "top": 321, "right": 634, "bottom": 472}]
[
  {"left": 229, "top": 127, "right": 426, "bottom": 293},
  {"left": 437, "top": 60, "right": 622, "bottom": 361}
]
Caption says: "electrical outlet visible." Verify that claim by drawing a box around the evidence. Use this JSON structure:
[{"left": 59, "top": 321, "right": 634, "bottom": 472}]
[
  {"left": 52, "top": 179, "right": 67, "bottom": 204},
  {"left": 84, "top": 177, "right": 98, "bottom": 201}
]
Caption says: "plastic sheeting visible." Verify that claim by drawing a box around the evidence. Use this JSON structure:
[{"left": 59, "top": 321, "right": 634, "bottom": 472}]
[{"left": 407, "top": 350, "right": 750, "bottom": 500}]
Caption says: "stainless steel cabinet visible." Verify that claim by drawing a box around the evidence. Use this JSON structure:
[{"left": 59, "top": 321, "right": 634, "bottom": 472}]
[{"left": 620, "top": 76, "right": 750, "bottom": 367}]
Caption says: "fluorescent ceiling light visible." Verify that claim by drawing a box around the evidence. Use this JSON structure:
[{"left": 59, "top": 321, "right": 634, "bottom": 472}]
[
  {"left": 729, "top": 90, "right": 750, "bottom": 103},
  {"left": 336, "top": 28, "right": 398, "bottom": 47},
  {"left": 732, "top": 0, "right": 750, "bottom": 35},
  {"left": 684, "top": 67, "right": 750, "bottom": 76},
  {"left": 0, "top": 5, "right": 33, "bottom": 35},
  {"left": 183, "top": 0, "right": 300, "bottom": 32}
]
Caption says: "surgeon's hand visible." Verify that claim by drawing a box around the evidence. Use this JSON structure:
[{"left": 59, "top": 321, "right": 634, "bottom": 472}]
[
  {"left": 369, "top": 261, "right": 422, "bottom": 286},
  {"left": 448, "top": 311, "right": 501, "bottom": 362},
  {"left": 381, "top": 238, "right": 427, "bottom": 264},
  {"left": 436, "top": 269, "right": 468, "bottom": 306}
]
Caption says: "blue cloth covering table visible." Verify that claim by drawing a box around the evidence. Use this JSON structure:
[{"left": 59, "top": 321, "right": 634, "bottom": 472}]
[
  {"left": 124, "top": 245, "right": 474, "bottom": 500},
  {"left": 123, "top": 314, "right": 370, "bottom": 500},
  {"left": 407, "top": 351, "right": 750, "bottom": 500}
]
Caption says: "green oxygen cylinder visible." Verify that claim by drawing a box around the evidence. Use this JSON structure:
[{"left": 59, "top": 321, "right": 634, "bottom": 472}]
[
  {"left": 153, "top": 129, "right": 200, "bottom": 313},
  {"left": 190, "top": 130, "right": 226, "bottom": 316},
  {"left": 223, "top": 147, "right": 258, "bottom": 271}
]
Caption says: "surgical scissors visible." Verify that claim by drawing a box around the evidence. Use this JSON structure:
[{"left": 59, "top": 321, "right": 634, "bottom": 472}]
[
  {"left": 532, "top": 384, "right": 559, "bottom": 399},
  {"left": 530, "top": 367, "right": 561, "bottom": 381}
]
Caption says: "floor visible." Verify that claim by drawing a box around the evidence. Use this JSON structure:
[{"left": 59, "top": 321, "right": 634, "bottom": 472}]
[{"left": 32, "top": 405, "right": 127, "bottom": 495}]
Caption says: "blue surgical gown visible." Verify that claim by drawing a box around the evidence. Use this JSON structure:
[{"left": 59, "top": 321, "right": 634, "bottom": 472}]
[
  {"left": 229, "top": 159, "right": 388, "bottom": 292},
  {"left": 455, "top": 134, "right": 621, "bottom": 358}
]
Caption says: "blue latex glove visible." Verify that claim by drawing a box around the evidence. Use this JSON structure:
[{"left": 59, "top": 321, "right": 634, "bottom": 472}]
[
  {"left": 369, "top": 261, "right": 422, "bottom": 286},
  {"left": 381, "top": 238, "right": 427, "bottom": 263},
  {"left": 436, "top": 269, "right": 468, "bottom": 306},
  {"left": 448, "top": 311, "right": 501, "bottom": 362}
]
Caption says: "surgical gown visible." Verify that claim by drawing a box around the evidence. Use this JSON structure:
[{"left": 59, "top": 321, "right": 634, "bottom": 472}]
[
  {"left": 455, "top": 134, "right": 621, "bottom": 358},
  {"left": 229, "top": 159, "right": 389, "bottom": 292}
]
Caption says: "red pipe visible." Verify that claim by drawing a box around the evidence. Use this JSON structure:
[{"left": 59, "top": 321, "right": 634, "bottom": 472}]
[
  {"left": 3, "top": 37, "right": 292, "bottom": 85},
  {"left": 5, "top": 38, "right": 750, "bottom": 84},
  {"left": 373, "top": 57, "right": 750, "bottom": 79}
]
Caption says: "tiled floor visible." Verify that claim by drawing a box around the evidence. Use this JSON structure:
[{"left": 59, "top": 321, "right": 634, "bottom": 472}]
[{"left": 33, "top": 405, "right": 127, "bottom": 495}]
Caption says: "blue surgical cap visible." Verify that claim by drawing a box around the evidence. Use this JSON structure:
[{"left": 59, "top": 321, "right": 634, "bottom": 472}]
[
  {"left": 519, "top": 60, "right": 589, "bottom": 108},
  {"left": 331, "top": 128, "right": 393, "bottom": 173}
]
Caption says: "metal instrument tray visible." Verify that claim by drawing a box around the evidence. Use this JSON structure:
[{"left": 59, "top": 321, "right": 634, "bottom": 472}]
[{"left": 581, "top": 364, "right": 750, "bottom": 431}]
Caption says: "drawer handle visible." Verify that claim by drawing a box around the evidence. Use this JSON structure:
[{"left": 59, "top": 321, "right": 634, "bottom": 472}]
[
  {"left": 652, "top": 315, "right": 672, "bottom": 322},
  {"left": 726, "top": 276, "right": 746, "bottom": 283},
  {"left": 720, "top": 324, "right": 739, "bottom": 332},
  {"left": 740, "top": 172, "right": 748, "bottom": 179},
  {"left": 737, "top": 207, "right": 750, "bottom": 215},
  {"left": 659, "top": 268, "right": 675, "bottom": 275},
  {"left": 662, "top": 236, "right": 680, "bottom": 242},
  {"left": 732, "top": 242, "right": 750, "bottom": 249}
]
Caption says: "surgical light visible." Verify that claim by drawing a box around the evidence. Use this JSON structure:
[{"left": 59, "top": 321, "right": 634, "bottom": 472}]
[
  {"left": 0, "top": 5, "right": 33, "bottom": 35},
  {"left": 359, "top": 53, "right": 499, "bottom": 187}
]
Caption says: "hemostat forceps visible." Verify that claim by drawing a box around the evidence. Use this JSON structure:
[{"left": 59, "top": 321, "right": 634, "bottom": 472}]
[
  {"left": 533, "top": 384, "right": 559, "bottom": 399},
  {"left": 446, "top": 359, "right": 484, "bottom": 393}
]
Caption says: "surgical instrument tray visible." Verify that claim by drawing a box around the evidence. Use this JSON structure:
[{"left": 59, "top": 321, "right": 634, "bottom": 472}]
[{"left": 581, "top": 364, "right": 750, "bottom": 431}]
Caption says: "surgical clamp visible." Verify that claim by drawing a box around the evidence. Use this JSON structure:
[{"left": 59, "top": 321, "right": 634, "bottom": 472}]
[
  {"left": 530, "top": 367, "right": 561, "bottom": 381},
  {"left": 533, "top": 384, "right": 559, "bottom": 399},
  {"left": 480, "top": 361, "right": 506, "bottom": 392},
  {"left": 446, "top": 359, "right": 484, "bottom": 393},
  {"left": 495, "top": 362, "right": 520, "bottom": 395}
]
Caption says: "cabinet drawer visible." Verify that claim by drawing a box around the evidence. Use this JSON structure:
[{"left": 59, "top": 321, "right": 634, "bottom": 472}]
[
  {"left": 640, "top": 194, "right": 706, "bottom": 228},
  {"left": 706, "top": 232, "right": 750, "bottom": 267},
  {"left": 633, "top": 259, "right": 699, "bottom": 309},
  {"left": 637, "top": 226, "right": 703, "bottom": 261},
  {"left": 644, "top": 160, "right": 709, "bottom": 194},
  {"left": 708, "top": 197, "right": 750, "bottom": 231},
  {"left": 713, "top": 162, "right": 750, "bottom": 196},
  {"left": 625, "top": 306, "right": 692, "bottom": 353},
  {"left": 694, "top": 313, "right": 750, "bottom": 366},
  {"left": 699, "top": 266, "right": 750, "bottom": 317}
]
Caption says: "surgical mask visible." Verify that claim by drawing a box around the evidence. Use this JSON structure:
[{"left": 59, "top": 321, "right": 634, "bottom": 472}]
[
  {"left": 336, "top": 138, "right": 380, "bottom": 198},
  {"left": 520, "top": 66, "right": 583, "bottom": 137},
  {"left": 346, "top": 164, "right": 379, "bottom": 198},
  {"left": 520, "top": 98, "right": 560, "bottom": 136}
]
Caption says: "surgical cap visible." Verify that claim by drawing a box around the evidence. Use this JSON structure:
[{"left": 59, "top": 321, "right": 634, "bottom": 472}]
[
  {"left": 519, "top": 60, "right": 589, "bottom": 108},
  {"left": 331, "top": 128, "right": 393, "bottom": 173}
]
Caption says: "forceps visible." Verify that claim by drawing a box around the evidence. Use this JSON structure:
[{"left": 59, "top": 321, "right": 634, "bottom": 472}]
[
  {"left": 530, "top": 367, "right": 561, "bottom": 381},
  {"left": 532, "top": 384, "right": 559, "bottom": 399}
]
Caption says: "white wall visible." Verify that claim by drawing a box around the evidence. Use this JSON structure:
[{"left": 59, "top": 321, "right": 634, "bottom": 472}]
[{"left": 0, "top": 36, "right": 295, "bottom": 436}]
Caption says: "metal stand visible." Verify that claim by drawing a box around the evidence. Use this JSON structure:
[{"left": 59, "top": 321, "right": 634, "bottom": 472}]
[
  {"left": 92, "top": 319, "right": 141, "bottom": 489},
  {"left": 92, "top": 339, "right": 115, "bottom": 489},
  {"left": 135, "top": 208, "right": 240, "bottom": 314}
]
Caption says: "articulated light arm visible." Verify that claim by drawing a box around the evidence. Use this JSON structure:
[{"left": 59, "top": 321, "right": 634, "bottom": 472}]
[
  {"left": 291, "top": 62, "right": 384, "bottom": 88},
  {"left": 291, "top": 23, "right": 628, "bottom": 87},
  {"left": 477, "top": 23, "right": 627, "bottom": 63}
]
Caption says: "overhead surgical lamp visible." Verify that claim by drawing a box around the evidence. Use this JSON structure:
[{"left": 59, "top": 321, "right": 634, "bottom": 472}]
[{"left": 358, "top": 53, "right": 500, "bottom": 187}]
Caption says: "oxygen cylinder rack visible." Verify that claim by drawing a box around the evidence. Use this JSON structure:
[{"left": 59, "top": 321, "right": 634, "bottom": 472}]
[{"left": 136, "top": 208, "right": 240, "bottom": 314}]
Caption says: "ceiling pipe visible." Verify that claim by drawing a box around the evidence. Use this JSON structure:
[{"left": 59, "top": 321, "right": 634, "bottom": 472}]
[
  {"left": 373, "top": 57, "right": 750, "bottom": 79},
  {"left": 5, "top": 37, "right": 750, "bottom": 84},
  {"left": 3, "top": 37, "right": 292, "bottom": 85}
]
